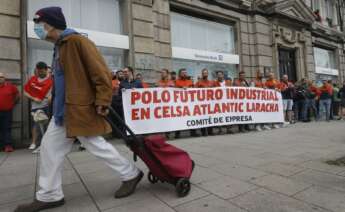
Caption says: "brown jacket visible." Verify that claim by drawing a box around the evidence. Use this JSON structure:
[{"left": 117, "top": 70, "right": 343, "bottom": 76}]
[{"left": 58, "top": 34, "right": 112, "bottom": 137}]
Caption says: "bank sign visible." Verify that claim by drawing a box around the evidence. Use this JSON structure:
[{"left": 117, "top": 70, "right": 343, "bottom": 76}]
[{"left": 172, "top": 47, "right": 240, "bottom": 64}]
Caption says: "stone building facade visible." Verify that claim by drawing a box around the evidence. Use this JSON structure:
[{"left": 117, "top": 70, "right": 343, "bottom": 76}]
[{"left": 1, "top": 0, "right": 344, "bottom": 145}]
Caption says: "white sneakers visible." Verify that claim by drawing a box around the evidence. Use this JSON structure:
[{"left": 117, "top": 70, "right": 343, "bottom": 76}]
[
  {"left": 256, "top": 125, "right": 263, "bottom": 132},
  {"left": 32, "top": 146, "right": 40, "bottom": 154},
  {"left": 263, "top": 125, "right": 271, "bottom": 130},
  {"left": 28, "top": 143, "right": 36, "bottom": 150}
]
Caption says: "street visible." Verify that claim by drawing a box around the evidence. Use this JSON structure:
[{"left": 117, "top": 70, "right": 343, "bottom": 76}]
[{"left": 1, "top": 121, "right": 345, "bottom": 212}]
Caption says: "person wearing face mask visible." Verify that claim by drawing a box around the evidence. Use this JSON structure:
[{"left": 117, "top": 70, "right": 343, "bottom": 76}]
[
  {"left": 15, "top": 7, "right": 143, "bottom": 212},
  {"left": 0, "top": 73, "right": 19, "bottom": 153},
  {"left": 24, "top": 61, "right": 53, "bottom": 153}
]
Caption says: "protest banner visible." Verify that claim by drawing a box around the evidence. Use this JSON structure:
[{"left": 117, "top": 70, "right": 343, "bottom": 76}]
[{"left": 122, "top": 87, "right": 284, "bottom": 134}]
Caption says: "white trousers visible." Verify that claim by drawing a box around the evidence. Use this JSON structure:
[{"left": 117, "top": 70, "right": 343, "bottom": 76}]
[{"left": 36, "top": 118, "right": 139, "bottom": 202}]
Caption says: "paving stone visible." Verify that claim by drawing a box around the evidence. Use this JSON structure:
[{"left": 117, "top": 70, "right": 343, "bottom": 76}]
[
  {"left": 175, "top": 195, "right": 246, "bottom": 212},
  {"left": 74, "top": 160, "right": 109, "bottom": 175},
  {"left": 46, "top": 195, "right": 98, "bottom": 212},
  {"left": 62, "top": 170, "right": 81, "bottom": 186},
  {"left": 104, "top": 196, "right": 175, "bottom": 212},
  {"left": 189, "top": 153, "right": 226, "bottom": 168},
  {"left": 211, "top": 163, "right": 268, "bottom": 181},
  {"left": 255, "top": 162, "right": 307, "bottom": 177},
  {"left": 0, "top": 198, "right": 32, "bottom": 212},
  {"left": 190, "top": 165, "right": 224, "bottom": 184},
  {"left": 0, "top": 171, "right": 35, "bottom": 191},
  {"left": 197, "top": 176, "right": 258, "bottom": 199},
  {"left": 294, "top": 185, "right": 345, "bottom": 212},
  {"left": 291, "top": 169, "right": 345, "bottom": 192},
  {"left": 250, "top": 174, "right": 312, "bottom": 196},
  {"left": 62, "top": 183, "right": 89, "bottom": 200},
  {"left": 149, "top": 182, "right": 209, "bottom": 207},
  {"left": 83, "top": 173, "right": 150, "bottom": 211},
  {"left": 0, "top": 162, "right": 36, "bottom": 176},
  {"left": 299, "top": 160, "right": 345, "bottom": 175},
  {"left": 0, "top": 184, "right": 34, "bottom": 205},
  {"left": 230, "top": 188, "right": 330, "bottom": 212}
]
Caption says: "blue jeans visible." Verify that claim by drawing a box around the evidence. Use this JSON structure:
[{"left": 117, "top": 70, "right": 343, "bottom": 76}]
[
  {"left": 0, "top": 111, "right": 13, "bottom": 147},
  {"left": 303, "top": 99, "right": 318, "bottom": 120},
  {"left": 319, "top": 99, "right": 332, "bottom": 121}
]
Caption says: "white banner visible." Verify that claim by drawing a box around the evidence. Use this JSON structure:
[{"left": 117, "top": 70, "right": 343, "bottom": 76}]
[{"left": 122, "top": 87, "right": 284, "bottom": 134}]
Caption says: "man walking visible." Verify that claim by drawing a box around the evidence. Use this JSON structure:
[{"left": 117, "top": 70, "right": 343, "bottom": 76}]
[
  {"left": 0, "top": 73, "right": 19, "bottom": 152},
  {"left": 15, "top": 7, "right": 143, "bottom": 212}
]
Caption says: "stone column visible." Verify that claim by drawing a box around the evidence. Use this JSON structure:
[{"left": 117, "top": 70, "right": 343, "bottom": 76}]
[
  {"left": 130, "top": 0, "right": 172, "bottom": 83},
  {"left": 0, "top": 0, "right": 27, "bottom": 146}
]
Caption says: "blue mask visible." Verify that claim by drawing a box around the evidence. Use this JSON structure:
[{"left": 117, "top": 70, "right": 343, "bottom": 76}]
[{"left": 34, "top": 23, "right": 48, "bottom": 40}]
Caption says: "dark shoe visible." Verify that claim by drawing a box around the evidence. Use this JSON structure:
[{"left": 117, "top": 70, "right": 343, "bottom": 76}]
[
  {"left": 14, "top": 198, "right": 65, "bottom": 212},
  {"left": 115, "top": 171, "right": 144, "bottom": 199}
]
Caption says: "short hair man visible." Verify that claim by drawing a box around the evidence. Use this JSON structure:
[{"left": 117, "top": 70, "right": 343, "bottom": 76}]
[
  {"left": 0, "top": 73, "right": 19, "bottom": 152},
  {"left": 24, "top": 61, "right": 53, "bottom": 152},
  {"left": 15, "top": 7, "right": 143, "bottom": 212}
]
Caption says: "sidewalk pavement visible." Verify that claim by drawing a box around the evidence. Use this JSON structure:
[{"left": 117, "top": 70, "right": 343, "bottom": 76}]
[{"left": 1, "top": 121, "right": 345, "bottom": 212}]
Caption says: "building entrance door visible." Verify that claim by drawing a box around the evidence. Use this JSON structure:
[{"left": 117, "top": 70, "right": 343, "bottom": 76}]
[{"left": 278, "top": 48, "right": 297, "bottom": 82}]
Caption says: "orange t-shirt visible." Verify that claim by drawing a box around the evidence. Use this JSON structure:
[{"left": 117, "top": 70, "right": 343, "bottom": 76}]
[
  {"left": 175, "top": 79, "right": 193, "bottom": 88},
  {"left": 142, "top": 82, "right": 150, "bottom": 88},
  {"left": 233, "top": 79, "right": 250, "bottom": 87},
  {"left": 214, "top": 80, "right": 232, "bottom": 87},
  {"left": 265, "top": 79, "right": 279, "bottom": 89},
  {"left": 157, "top": 79, "right": 175, "bottom": 88},
  {"left": 253, "top": 79, "right": 264, "bottom": 88},
  {"left": 195, "top": 80, "right": 215, "bottom": 88}
]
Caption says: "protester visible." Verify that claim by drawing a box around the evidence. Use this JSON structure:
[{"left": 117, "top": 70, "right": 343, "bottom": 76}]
[
  {"left": 0, "top": 73, "right": 19, "bottom": 153},
  {"left": 156, "top": 69, "right": 175, "bottom": 87},
  {"left": 234, "top": 71, "right": 251, "bottom": 132},
  {"left": 174, "top": 68, "right": 197, "bottom": 138},
  {"left": 214, "top": 70, "right": 233, "bottom": 134},
  {"left": 340, "top": 81, "right": 345, "bottom": 120},
  {"left": 170, "top": 71, "right": 177, "bottom": 82},
  {"left": 318, "top": 80, "right": 333, "bottom": 121},
  {"left": 278, "top": 75, "right": 294, "bottom": 124},
  {"left": 111, "top": 70, "right": 124, "bottom": 138},
  {"left": 252, "top": 70, "right": 271, "bottom": 131},
  {"left": 214, "top": 70, "right": 232, "bottom": 87},
  {"left": 24, "top": 62, "right": 52, "bottom": 153},
  {"left": 328, "top": 80, "right": 335, "bottom": 120},
  {"left": 120, "top": 66, "right": 143, "bottom": 89},
  {"left": 15, "top": 7, "right": 143, "bottom": 212},
  {"left": 136, "top": 73, "right": 150, "bottom": 88},
  {"left": 303, "top": 80, "right": 319, "bottom": 122},
  {"left": 264, "top": 72, "right": 282, "bottom": 128},
  {"left": 332, "top": 83, "right": 341, "bottom": 119},
  {"left": 293, "top": 79, "right": 307, "bottom": 122},
  {"left": 195, "top": 69, "right": 215, "bottom": 136}
]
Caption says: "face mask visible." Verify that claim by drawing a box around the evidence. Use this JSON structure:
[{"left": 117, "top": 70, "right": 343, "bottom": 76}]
[{"left": 34, "top": 23, "right": 48, "bottom": 40}]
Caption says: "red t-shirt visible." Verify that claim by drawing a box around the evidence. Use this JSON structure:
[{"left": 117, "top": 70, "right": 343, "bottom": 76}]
[{"left": 0, "top": 82, "right": 18, "bottom": 111}]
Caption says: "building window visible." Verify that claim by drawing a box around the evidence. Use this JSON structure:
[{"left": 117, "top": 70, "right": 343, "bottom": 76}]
[
  {"left": 312, "top": 0, "right": 339, "bottom": 28},
  {"left": 170, "top": 12, "right": 239, "bottom": 81},
  {"left": 27, "top": 0, "right": 128, "bottom": 75},
  {"left": 314, "top": 47, "right": 339, "bottom": 78},
  {"left": 28, "top": 0, "right": 123, "bottom": 34}
]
